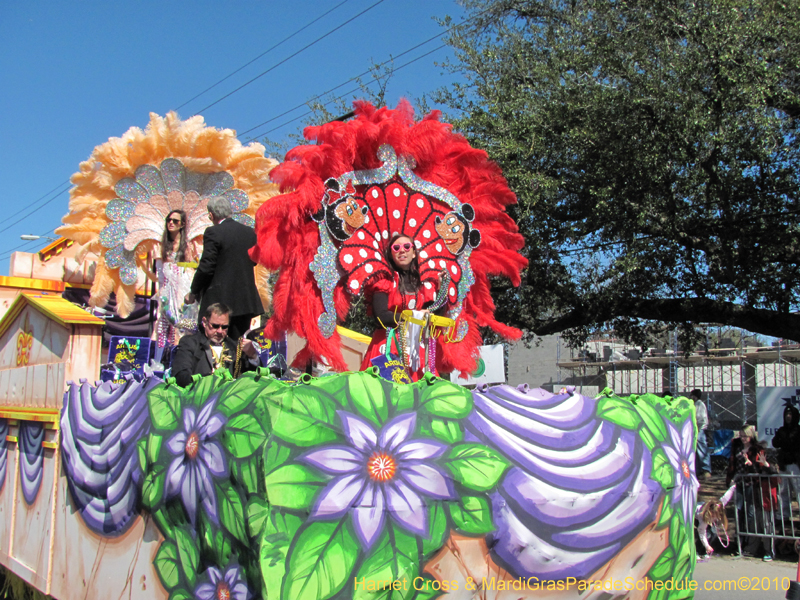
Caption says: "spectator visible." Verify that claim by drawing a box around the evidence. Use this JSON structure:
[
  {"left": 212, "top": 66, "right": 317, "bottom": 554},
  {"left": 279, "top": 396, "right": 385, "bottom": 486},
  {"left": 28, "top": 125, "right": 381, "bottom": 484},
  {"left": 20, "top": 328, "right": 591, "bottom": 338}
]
[
  {"left": 727, "top": 428, "right": 778, "bottom": 560},
  {"left": 171, "top": 303, "right": 259, "bottom": 387},
  {"left": 691, "top": 389, "right": 711, "bottom": 479},
  {"left": 772, "top": 405, "right": 800, "bottom": 524},
  {"left": 185, "top": 197, "right": 263, "bottom": 340}
]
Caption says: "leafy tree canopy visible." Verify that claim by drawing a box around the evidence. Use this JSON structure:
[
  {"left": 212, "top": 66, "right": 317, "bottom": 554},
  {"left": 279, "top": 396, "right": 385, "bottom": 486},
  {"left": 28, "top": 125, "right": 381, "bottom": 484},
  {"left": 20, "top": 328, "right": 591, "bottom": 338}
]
[{"left": 436, "top": 0, "right": 800, "bottom": 348}]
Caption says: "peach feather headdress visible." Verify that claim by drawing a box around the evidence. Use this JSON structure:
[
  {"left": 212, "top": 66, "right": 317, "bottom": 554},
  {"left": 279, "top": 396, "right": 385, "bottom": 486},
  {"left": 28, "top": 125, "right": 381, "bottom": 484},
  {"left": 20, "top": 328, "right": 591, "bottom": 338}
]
[{"left": 57, "top": 112, "right": 279, "bottom": 317}]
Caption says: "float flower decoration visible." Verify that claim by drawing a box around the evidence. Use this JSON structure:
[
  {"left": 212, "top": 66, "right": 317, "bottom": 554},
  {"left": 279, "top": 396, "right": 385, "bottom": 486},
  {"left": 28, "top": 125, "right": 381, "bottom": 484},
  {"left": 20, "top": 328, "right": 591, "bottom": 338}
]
[
  {"left": 302, "top": 410, "right": 454, "bottom": 549},
  {"left": 663, "top": 418, "right": 700, "bottom": 527},
  {"left": 194, "top": 563, "right": 252, "bottom": 600},
  {"left": 140, "top": 370, "right": 272, "bottom": 598},
  {"left": 164, "top": 396, "right": 228, "bottom": 525}
]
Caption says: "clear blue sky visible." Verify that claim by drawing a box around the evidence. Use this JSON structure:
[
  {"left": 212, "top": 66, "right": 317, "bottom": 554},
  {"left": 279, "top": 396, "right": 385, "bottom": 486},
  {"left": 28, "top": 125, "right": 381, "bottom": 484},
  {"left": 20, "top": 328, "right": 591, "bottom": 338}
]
[{"left": 0, "top": 1, "right": 464, "bottom": 273}]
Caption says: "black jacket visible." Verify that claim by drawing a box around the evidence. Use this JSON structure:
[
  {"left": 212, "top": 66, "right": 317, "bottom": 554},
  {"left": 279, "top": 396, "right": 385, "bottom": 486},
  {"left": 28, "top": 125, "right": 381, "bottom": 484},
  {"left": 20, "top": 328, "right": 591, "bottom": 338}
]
[
  {"left": 190, "top": 219, "right": 263, "bottom": 318},
  {"left": 171, "top": 332, "right": 255, "bottom": 387},
  {"left": 773, "top": 405, "right": 800, "bottom": 468}
]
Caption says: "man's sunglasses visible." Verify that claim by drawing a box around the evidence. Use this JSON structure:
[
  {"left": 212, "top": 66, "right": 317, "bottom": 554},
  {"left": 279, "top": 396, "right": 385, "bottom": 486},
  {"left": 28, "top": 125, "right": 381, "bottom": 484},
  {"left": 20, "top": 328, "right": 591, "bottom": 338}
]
[
  {"left": 167, "top": 218, "right": 183, "bottom": 225},
  {"left": 206, "top": 322, "right": 229, "bottom": 331},
  {"left": 392, "top": 243, "right": 413, "bottom": 252}
]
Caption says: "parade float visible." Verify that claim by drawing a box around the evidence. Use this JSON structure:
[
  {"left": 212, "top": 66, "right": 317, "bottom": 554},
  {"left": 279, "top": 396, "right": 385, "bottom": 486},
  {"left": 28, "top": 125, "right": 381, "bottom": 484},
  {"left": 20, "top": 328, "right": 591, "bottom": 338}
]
[{"left": 0, "top": 106, "right": 698, "bottom": 599}]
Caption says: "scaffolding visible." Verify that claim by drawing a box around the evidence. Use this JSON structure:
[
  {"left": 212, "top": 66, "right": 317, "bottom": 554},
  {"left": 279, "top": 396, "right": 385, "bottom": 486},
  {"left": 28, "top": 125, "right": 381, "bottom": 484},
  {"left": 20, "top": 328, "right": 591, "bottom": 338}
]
[{"left": 557, "top": 342, "right": 800, "bottom": 427}]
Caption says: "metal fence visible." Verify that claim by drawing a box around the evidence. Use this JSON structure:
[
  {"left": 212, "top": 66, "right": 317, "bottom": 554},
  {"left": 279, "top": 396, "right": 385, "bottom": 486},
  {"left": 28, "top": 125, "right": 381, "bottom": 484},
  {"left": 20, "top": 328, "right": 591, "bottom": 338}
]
[{"left": 732, "top": 473, "right": 800, "bottom": 557}]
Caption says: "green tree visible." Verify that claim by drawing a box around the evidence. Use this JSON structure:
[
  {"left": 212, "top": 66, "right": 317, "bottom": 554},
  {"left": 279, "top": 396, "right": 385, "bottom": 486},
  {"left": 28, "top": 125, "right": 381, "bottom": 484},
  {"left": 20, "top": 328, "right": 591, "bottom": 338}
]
[{"left": 437, "top": 0, "right": 800, "bottom": 347}]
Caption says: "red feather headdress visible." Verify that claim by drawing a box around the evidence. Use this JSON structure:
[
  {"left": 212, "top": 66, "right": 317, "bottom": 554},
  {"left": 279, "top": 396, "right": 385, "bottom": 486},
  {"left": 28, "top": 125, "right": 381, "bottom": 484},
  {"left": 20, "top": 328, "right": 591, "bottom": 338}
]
[{"left": 250, "top": 101, "right": 527, "bottom": 373}]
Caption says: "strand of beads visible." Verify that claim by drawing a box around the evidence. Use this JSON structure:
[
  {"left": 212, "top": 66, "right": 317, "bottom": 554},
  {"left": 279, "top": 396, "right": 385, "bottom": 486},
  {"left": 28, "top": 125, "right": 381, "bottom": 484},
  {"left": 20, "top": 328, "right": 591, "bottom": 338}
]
[
  {"left": 397, "top": 317, "right": 410, "bottom": 370},
  {"left": 428, "top": 335, "right": 437, "bottom": 374}
]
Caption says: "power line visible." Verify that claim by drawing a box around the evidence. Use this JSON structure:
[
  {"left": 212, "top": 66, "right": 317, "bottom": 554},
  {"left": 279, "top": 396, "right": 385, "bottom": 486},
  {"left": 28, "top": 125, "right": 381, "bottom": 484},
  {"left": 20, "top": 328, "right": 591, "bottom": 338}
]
[
  {"left": 174, "top": 0, "right": 352, "bottom": 111},
  {"left": 0, "top": 188, "right": 70, "bottom": 237},
  {"left": 6, "top": 179, "right": 70, "bottom": 223},
  {"left": 237, "top": 34, "right": 451, "bottom": 139},
  {"left": 241, "top": 43, "right": 448, "bottom": 142},
  {"left": 193, "top": 0, "right": 389, "bottom": 116}
]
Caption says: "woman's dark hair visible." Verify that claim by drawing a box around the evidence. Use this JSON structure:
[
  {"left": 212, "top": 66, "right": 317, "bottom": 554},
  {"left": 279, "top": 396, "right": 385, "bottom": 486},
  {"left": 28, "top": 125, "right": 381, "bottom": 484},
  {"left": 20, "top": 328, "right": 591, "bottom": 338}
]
[
  {"left": 161, "top": 210, "right": 188, "bottom": 263},
  {"left": 386, "top": 233, "right": 421, "bottom": 292}
]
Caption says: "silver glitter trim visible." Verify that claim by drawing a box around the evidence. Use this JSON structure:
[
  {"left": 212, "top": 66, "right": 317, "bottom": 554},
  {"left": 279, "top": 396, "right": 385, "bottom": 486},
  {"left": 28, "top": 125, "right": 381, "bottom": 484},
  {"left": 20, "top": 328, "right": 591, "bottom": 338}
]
[
  {"left": 134, "top": 164, "right": 166, "bottom": 197},
  {"left": 224, "top": 189, "right": 249, "bottom": 212},
  {"left": 396, "top": 154, "right": 462, "bottom": 211},
  {"left": 105, "top": 199, "right": 135, "bottom": 222},
  {"left": 231, "top": 213, "right": 255, "bottom": 228},
  {"left": 120, "top": 263, "right": 138, "bottom": 286},
  {"left": 99, "top": 222, "right": 126, "bottom": 248},
  {"left": 310, "top": 224, "right": 340, "bottom": 338},
  {"left": 101, "top": 158, "right": 253, "bottom": 287},
  {"left": 114, "top": 179, "right": 147, "bottom": 202},
  {"left": 160, "top": 158, "right": 186, "bottom": 192}
]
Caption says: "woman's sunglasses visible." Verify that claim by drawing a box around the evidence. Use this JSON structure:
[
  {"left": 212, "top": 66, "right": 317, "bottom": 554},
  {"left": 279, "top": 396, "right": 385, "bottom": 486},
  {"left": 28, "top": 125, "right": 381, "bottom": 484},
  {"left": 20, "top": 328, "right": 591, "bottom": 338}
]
[
  {"left": 392, "top": 243, "right": 413, "bottom": 252},
  {"left": 167, "top": 218, "right": 183, "bottom": 225}
]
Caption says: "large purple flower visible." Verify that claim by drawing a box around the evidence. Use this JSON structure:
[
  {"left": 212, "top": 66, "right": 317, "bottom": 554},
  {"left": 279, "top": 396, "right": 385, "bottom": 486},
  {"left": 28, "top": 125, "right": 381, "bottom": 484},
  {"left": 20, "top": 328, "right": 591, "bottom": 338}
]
[
  {"left": 663, "top": 418, "right": 699, "bottom": 526},
  {"left": 165, "top": 398, "right": 228, "bottom": 525},
  {"left": 194, "top": 563, "right": 251, "bottom": 600},
  {"left": 302, "top": 411, "right": 454, "bottom": 549}
]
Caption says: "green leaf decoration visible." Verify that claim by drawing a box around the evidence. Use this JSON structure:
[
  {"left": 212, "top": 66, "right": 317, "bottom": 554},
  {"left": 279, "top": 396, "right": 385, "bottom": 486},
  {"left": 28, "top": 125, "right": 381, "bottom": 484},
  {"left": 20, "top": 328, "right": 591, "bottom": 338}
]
[
  {"left": 264, "top": 439, "right": 292, "bottom": 475},
  {"left": 147, "top": 433, "right": 163, "bottom": 464},
  {"left": 412, "top": 577, "right": 445, "bottom": 600},
  {"left": 444, "top": 443, "right": 509, "bottom": 492},
  {"left": 236, "top": 458, "right": 261, "bottom": 495},
  {"left": 430, "top": 418, "right": 463, "bottom": 444},
  {"left": 419, "top": 381, "right": 473, "bottom": 419},
  {"left": 647, "top": 546, "right": 675, "bottom": 581},
  {"left": 174, "top": 526, "right": 200, "bottom": 588},
  {"left": 391, "top": 382, "right": 416, "bottom": 414},
  {"left": 141, "top": 463, "right": 166, "bottom": 510},
  {"left": 353, "top": 524, "right": 418, "bottom": 600},
  {"left": 247, "top": 497, "right": 270, "bottom": 539},
  {"left": 282, "top": 520, "right": 359, "bottom": 600},
  {"left": 186, "top": 372, "right": 223, "bottom": 407},
  {"left": 152, "top": 507, "right": 175, "bottom": 541},
  {"left": 217, "top": 375, "right": 277, "bottom": 416},
  {"left": 636, "top": 400, "right": 669, "bottom": 442},
  {"left": 639, "top": 424, "right": 657, "bottom": 451},
  {"left": 168, "top": 591, "right": 193, "bottom": 600},
  {"left": 154, "top": 540, "right": 181, "bottom": 590},
  {"left": 265, "top": 464, "right": 327, "bottom": 510},
  {"left": 657, "top": 495, "right": 674, "bottom": 528},
  {"left": 448, "top": 496, "right": 494, "bottom": 534},
  {"left": 148, "top": 386, "right": 182, "bottom": 431},
  {"left": 259, "top": 508, "right": 303, "bottom": 599},
  {"left": 223, "top": 413, "right": 267, "bottom": 458},
  {"left": 347, "top": 373, "right": 390, "bottom": 426},
  {"left": 421, "top": 502, "right": 447, "bottom": 556},
  {"left": 265, "top": 388, "right": 339, "bottom": 447},
  {"left": 137, "top": 438, "right": 147, "bottom": 473},
  {"left": 216, "top": 481, "right": 248, "bottom": 545},
  {"left": 651, "top": 449, "right": 674, "bottom": 491},
  {"left": 306, "top": 375, "right": 349, "bottom": 408},
  {"left": 596, "top": 397, "right": 642, "bottom": 430},
  {"left": 669, "top": 512, "right": 687, "bottom": 550},
  {"left": 213, "top": 528, "right": 234, "bottom": 567}
]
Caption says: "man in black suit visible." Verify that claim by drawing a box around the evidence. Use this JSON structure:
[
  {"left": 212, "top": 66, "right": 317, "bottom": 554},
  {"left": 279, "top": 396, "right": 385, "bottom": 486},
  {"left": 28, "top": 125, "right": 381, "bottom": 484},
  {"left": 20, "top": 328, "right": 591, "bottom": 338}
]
[
  {"left": 185, "top": 196, "right": 263, "bottom": 339},
  {"left": 172, "top": 303, "right": 260, "bottom": 387}
]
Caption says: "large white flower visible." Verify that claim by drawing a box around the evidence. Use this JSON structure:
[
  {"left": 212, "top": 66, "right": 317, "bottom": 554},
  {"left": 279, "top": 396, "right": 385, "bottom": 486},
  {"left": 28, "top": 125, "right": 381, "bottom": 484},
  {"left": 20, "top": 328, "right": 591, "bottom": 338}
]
[
  {"left": 301, "top": 411, "right": 454, "bottom": 549},
  {"left": 663, "top": 418, "right": 700, "bottom": 526}
]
